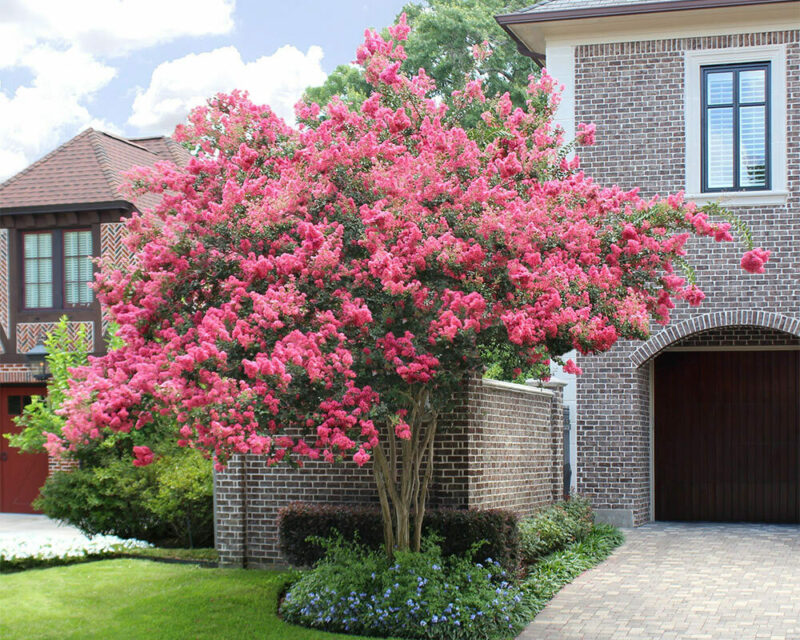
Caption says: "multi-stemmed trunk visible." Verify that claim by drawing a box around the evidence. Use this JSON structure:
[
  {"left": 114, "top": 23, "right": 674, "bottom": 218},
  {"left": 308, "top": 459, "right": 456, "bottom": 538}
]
[{"left": 372, "top": 387, "right": 438, "bottom": 556}]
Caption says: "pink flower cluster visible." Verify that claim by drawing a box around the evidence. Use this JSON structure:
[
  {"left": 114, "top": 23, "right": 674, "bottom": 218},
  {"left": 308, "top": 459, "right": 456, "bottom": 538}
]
[{"left": 54, "top": 15, "right": 768, "bottom": 470}]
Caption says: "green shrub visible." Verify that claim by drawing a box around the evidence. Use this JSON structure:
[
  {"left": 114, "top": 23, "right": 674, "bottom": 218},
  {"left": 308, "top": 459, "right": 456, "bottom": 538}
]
[
  {"left": 518, "top": 496, "right": 593, "bottom": 564},
  {"left": 36, "top": 448, "right": 213, "bottom": 547},
  {"left": 278, "top": 503, "right": 519, "bottom": 569},
  {"left": 143, "top": 451, "right": 215, "bottom": 548},
  {"left": 281, "top": 536, "right": 530, "bottom": 639}
]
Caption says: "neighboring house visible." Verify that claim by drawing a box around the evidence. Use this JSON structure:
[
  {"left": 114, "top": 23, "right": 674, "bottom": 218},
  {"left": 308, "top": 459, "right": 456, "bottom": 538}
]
[
  {"left": 497, "top": 0, "right": 800, "bottom": 526},
  {"left": 0, "top": 129, "right": 188, "bottom": 513}
]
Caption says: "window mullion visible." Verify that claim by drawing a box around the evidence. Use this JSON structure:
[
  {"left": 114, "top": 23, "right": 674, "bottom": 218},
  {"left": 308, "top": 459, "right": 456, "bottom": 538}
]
[
  {"left": 733, "top": 68, "right": 740, "bottom": 191},
  {"left": 53, "top": 229, "right": 64, "bottom": 309}
]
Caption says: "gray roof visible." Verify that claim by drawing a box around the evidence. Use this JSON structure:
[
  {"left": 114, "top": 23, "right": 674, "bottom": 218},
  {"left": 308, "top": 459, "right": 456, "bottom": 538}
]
[{"left": 513, "top": 0, "right": 689, "bottom": 15}]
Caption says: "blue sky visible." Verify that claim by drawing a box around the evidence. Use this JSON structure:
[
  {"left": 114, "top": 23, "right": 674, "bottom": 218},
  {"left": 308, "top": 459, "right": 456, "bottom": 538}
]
[{"left": 0, "top": 0, "right": 408, "bottom": 180}]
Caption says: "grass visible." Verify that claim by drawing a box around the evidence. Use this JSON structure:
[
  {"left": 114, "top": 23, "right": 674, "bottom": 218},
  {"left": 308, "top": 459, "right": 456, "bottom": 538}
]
[
  {"left": 0, "top": 526, "right": 623, "bottom": 640},
  {"left": 0, "top": 559, "right": 374, "bottom": 640},
  {"left": 123, "top": 547, "right": 219, "bottom": 562}
]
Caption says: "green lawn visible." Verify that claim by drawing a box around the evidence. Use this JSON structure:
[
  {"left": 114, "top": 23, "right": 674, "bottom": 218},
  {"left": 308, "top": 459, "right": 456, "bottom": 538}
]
[
  {"left": 0, "top": 559, "right": 373, "bottom": 640},
  {"left": 123, "top": 547, "right": 219, "bottom": 562}
]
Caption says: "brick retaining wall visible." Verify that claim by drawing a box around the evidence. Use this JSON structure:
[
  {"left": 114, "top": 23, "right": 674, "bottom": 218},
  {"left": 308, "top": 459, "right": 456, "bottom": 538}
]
[{"left": 214, "top": 377, "right": 565, "bottom": 567}]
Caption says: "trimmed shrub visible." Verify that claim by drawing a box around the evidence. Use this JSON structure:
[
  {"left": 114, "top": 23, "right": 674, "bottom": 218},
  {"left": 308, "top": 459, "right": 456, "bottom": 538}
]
[
  {"left": 281, "top": 536, "right": 530, "bottom": 639},
  {"left": 518, "top": 496, "right": 593, "bottom": 564},
  {"left": 278, "top": 503, "right": 519, "bottom": 569}
]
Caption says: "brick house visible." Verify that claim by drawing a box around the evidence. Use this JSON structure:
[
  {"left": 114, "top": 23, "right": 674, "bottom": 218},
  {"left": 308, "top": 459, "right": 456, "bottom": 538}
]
[
  {"left": 0, "top": 129, "right": 187, "bottom": 513},
  {"left": 498, "top": 0, "right": 800, "bottom": 526}
]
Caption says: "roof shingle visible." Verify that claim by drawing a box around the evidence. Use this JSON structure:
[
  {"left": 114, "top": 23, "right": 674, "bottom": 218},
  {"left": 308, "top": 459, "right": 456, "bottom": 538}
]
[
  {"left": 513, "top": 0, "right": 684, "bottom": 14},
  {"left": 0, "top": 129, "right": 189, "bottom": 213}
]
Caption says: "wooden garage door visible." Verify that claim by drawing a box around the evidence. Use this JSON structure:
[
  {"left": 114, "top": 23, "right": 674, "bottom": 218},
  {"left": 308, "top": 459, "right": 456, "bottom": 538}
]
[{"left": 654, "top": 350, "right": 800, "bottom": 523}]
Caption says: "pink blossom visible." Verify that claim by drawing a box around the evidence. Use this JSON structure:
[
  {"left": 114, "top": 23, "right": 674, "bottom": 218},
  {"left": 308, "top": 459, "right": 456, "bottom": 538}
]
[
  {"left": 741, "top": 248, "right": 770, "bottom": 274},
  {"left": 563, "top": 360, "right": 582, "bottom": 375},
  {"left": 132, "top": 446, "right": 154, "bottom": 467},
  {"left": 395, "top": 420, "right": 412, "bottom": 440},
  {"left": 353, "top": 448, "right": 370, "bottom": 466},
  {"left": 576, "top": 122, "right": 596, "bottom": 146}
]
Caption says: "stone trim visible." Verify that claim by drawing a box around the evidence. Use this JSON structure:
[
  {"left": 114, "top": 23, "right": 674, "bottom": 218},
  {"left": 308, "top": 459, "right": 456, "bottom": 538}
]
[
  {"left": 629, "top": 310, "right": 800, "bottom": 367},
  {"left": 482, "top": 377, "right": 554, "bottom": 396}
]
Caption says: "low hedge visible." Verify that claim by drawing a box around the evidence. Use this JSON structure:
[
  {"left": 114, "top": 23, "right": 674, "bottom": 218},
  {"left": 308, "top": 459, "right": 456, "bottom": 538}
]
[{"left": 279, "top": 502, "right": 520, "bottom": 569}]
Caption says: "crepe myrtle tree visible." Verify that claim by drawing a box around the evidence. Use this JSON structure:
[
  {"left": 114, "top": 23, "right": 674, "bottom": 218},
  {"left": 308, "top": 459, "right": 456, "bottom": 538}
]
[{"left": 49, "top": 17, "right": 769, "bottom": 555}]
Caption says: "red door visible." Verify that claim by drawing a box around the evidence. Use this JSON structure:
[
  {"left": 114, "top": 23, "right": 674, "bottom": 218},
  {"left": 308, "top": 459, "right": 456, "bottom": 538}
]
[{"left": 0, "top": 386, "right": 49, "bottom": 513}]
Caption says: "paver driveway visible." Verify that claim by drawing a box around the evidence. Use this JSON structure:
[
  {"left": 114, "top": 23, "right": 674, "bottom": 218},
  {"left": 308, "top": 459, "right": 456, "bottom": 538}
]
[{"left": 519, "top": 522, "right": 800, "bottom": 640}]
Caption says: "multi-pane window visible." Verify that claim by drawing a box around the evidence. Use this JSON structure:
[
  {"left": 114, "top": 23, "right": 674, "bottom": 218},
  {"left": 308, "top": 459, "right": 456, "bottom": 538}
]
[
  {"left": 702, "top": 62, "right": 770, "bottom": 192},
  {"left": 24, "top": 233, "right": 53, "bottom": 308},
  {"left": 63, "top": 230, "right": 94, "bottom": 306},
  {"left": 22, "top": 229, "right": 94, "bottom": 309}
]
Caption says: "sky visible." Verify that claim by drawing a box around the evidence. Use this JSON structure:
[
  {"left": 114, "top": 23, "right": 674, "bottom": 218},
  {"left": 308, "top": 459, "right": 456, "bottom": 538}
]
[{"left": 0, "top": 0, "right": 409, "bottom": 181}]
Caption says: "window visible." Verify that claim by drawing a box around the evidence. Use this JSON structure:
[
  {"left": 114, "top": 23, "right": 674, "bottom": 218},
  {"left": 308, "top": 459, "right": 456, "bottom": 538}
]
[
  {"left": 684, "top": 45, "right": 786, "bottom": 207},
  {"left": 63, "top": 230, "right": 94, "bottom": 306},
  {"left": 22, "top": 229, "right": 94, "bottom": 309},
  {"left": 702, "top": 62, "right": 770, "bottom": 192},
  {"left": 24, "top": 233, "right": 53, "bottom": 308}
]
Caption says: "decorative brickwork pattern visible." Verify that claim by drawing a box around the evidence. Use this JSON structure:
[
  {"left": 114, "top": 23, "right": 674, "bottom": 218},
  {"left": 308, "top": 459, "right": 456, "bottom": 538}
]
[
  {"left": 0, "top": 228, "right": 8, "bottom": 347},
  {"left": 215, "top": 378, "right": 564, "bottom": 568},
  {"left": 574, "top": 30, "right": 800, "bottom": 526},
  {"left": 100, "top": 222, "right": 133, "bottom": 270},
  {"left": 16, "top": 321, "right": 94, "bottom": 354},
  {"left": 100, "top": 222, "right": 134, "bottom": 335}
]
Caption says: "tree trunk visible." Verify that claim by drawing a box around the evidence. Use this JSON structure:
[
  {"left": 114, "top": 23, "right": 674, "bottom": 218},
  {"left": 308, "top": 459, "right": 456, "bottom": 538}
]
[{"left": 371, "top": 388, "right": 438, "bottom": 556}]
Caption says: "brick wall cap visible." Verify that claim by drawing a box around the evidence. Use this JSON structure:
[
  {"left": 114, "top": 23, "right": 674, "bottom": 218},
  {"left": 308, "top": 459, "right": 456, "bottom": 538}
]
[
  {"left": 482, "top": 377, "right": 555, "bottom": 396},
  {"left": 540, "top": 377, "right": 569, "bottom": 389}
]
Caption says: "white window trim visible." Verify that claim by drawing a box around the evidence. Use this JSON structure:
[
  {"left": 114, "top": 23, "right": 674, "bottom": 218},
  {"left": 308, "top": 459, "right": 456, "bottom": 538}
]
[{"left": 684, "top": 45, "right": 788, "bottom": 207}]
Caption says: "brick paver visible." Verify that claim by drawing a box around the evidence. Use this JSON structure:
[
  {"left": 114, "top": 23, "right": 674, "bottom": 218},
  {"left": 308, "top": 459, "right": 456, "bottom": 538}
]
[{"left": 518, "top": 523, "right": 800, "bottom": 640}]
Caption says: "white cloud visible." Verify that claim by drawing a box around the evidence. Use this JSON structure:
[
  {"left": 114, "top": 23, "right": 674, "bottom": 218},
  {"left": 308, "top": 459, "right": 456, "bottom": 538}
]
[
  {"left": 0, "top": 47, "right": 117, "bottom": 180},
  {"left": 0, "top": 0, "right": 235, "bottom": 180},
  {"left": 128, "top": 45, "right": 327, "bottom": 132},
  {"left": 0, "top": 0, "right": 235, "bottom": 60}
]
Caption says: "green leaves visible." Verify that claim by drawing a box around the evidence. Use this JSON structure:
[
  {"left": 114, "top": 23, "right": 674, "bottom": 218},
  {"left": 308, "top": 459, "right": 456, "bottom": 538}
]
[
  {"left": 303, "top": 0, "right": 537, "bottom": 116},
  {"left": 6, "top": 316, "right": 91, "bottom": 453}
]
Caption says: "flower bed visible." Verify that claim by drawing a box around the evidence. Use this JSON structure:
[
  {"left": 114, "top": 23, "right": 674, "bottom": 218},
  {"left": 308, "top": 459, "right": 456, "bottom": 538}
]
[
  {"left": 0, "top": 533, "right": 151, "bottom": 572},
  {"left": 281, "top": 537, "right": 530, "bottom": 639},
  {"left": 281, "top": 513, "right": 625, "bottom": 639}
]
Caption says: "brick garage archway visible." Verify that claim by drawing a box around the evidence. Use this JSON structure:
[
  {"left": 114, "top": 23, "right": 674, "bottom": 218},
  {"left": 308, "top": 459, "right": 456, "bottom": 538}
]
[{"left": 630, "top": 310, "right": 800, "bottom": 367}]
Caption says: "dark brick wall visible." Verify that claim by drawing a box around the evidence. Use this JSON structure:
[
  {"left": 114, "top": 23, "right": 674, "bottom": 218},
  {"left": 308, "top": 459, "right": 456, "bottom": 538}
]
[
  {"left": 574, "top": 30, "right": 800, "bottom": 526},
  {"left": 214, "top": 378, "right": 564, "bottom": 567}
]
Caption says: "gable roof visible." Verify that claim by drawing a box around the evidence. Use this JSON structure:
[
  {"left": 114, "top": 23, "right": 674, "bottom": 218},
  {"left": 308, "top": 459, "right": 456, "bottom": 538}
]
[{"left": 0, "top": 129, "right": 190, "bottom": 214}]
